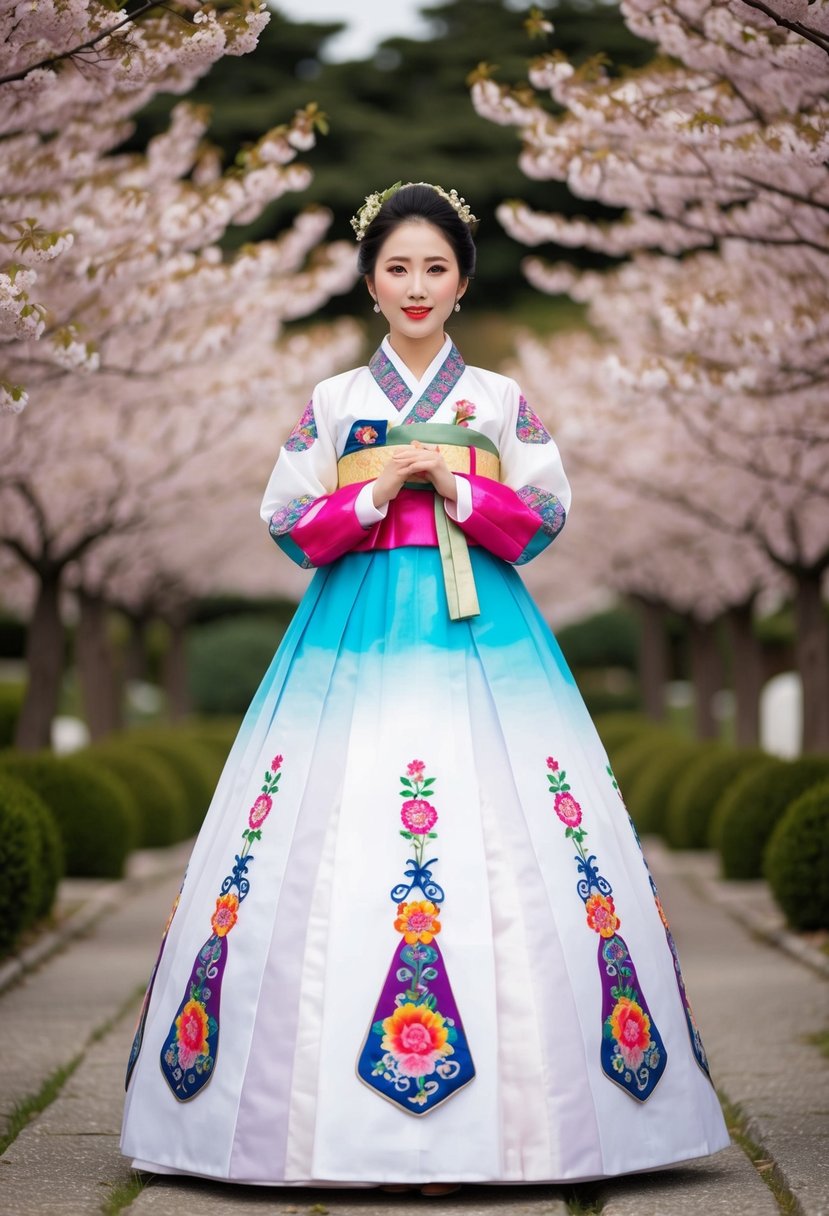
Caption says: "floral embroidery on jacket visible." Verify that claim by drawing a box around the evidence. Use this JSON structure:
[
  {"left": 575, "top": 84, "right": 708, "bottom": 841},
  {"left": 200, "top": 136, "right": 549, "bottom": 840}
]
[
  {"left": 369, "top": 347, "right": 412, "bottom": 412},
  {"left": 403, "top": 345, "right": 466, "bottom": 425},
  {"left": 284, "top": 400, "right": 318, "bottom": 451},
  {"left": 545, "top": 756, "right": 667, "bottom": 1100},
  {"left": 605, "top": 762, "right": 712, "bottom": 1083},
  {"left": 357, "top": 759, "right": 475, "bottom": 1114},
  {"left": 354, "top": 424, "right": 379, "bottom": 445},
  {"left": 159, "top": 756, "right": 283, "bottom": 1101},
  {"left": 269, "top": 494, "right": 316, "bottom": 539},
  {"left": 516, "top": 395, "right": 552, "bottom": 444},
  {"left": 453, "top": 399, "right": 476, "bottom": 427},
  {"left": 518, "top": 485, "right": 566, "bottom": 539}
]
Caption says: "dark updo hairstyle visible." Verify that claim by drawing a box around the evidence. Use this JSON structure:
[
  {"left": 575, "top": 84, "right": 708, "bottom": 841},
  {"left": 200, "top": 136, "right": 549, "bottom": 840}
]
[{"left": 356, "top": 184, "right": 477, "bottom": 281}]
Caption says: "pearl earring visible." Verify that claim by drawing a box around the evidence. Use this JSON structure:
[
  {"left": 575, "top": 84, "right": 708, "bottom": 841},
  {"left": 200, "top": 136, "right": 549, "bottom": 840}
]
[
  {"left": 454, "top": 302, "right": 461, "bottom": 313},
  {"left": 373, "top": 302, "right": 381, "bottom": 314}
]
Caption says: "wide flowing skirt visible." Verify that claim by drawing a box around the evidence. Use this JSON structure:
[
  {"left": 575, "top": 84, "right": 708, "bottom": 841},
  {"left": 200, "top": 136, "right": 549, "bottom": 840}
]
[{"left": 121, "top": 547, "right": 729, "bottom": 1185}]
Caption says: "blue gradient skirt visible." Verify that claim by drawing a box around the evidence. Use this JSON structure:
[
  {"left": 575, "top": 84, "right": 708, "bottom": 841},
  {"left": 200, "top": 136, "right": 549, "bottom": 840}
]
[{"left": 121, "top": 548, "right": 729, "bottom": 1185}]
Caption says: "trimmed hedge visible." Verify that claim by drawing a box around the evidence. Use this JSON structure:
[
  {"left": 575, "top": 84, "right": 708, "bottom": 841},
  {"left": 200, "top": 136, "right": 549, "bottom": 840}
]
[
  {"left": 0, "top": 752, "right": 138, "bottom": 878},
  {"left": 0, "top": 683, "right": 24, "bottom": 748},
  {"left": 604, "top": 728, "right": 673, "bottom": 817},
  {"left": 711, "top": 755, "right": 829, "bottom": 880},
  {"left": 665, "top": 747, "right": 769, "bottom": 851},
  {"left": 623, "top": 739, "right": 709, "bottom": 836},
  {"left": 187, "top": 615, "right": 288, "bottom": 716},
  {"left": 764, "top": 780, "right": 829, "bottom": 931},
  {"left": 0, "top": 774, "right": 41, "bottom": 955},
  {"left": 595, "top": 713, "right": 654, "bottom": 755},
  {"left": 87, "top": 743, "right": 189, "bottom": 848},
  {"left": 128, "top": 733, "right": 220, "bottom": 834}
]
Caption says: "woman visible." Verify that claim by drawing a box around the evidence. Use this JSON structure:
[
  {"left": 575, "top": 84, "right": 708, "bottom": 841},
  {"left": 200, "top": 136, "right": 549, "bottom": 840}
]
[{"left": 121, "top": 183, "right": 730, "bottom": 1192}]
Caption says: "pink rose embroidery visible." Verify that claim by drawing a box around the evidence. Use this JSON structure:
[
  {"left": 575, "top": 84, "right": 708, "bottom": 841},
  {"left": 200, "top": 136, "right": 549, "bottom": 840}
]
[
  {"left": 355, "top": 425, "right": 378, "bottom": 445},
  {"left": 546, "top": 756, "right": 559, "bottom": 772},
  {"left": 249, "top": 793, "right": 272, "bottom": 829},
  {"left": 271, "top": 754, "right": 283, "bottom": 773},
  {"left": 401, "top": 798, "right": 438, "bottom": 834},
  {"left": 453, "top": 399, "right": 476, "bottom": 427},
  {"left": 407, "top": 759, "right": 426, "bottom": 780},
  {"left": 554, "top": 791, "right": 582, "bottom": 828}
]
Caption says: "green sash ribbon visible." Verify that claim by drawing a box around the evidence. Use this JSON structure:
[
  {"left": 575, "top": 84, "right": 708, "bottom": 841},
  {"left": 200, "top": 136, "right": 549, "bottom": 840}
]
[{"left": 388, "top": 424, "right": 498, "bottom": 622}]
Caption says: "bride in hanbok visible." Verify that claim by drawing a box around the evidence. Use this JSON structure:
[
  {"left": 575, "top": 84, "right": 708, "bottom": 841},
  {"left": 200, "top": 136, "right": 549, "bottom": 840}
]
[{"left": 121, "top": 182, "right": 730, "bottom": 1192}]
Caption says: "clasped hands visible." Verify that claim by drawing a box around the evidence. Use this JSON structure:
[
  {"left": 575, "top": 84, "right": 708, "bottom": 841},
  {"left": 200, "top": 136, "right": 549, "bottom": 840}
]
[{"left": 371, "top": 440, "right": 457, "bottom": 509}]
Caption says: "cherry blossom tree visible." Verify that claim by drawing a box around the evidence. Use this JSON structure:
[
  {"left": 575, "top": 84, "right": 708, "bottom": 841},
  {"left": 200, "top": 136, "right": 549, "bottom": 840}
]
[
  {"left": 0, "top": 0, "right": 362, "bottom": 748},
  {"left": 473, "top": 0, "right": 829, "bottom": 749}
]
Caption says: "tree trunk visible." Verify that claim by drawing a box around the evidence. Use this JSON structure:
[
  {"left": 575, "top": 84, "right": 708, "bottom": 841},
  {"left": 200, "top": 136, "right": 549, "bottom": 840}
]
[
  {"left": 725, "top": 603, "right": 763, "bottom": 748},
  {"left": 163, "top": 617, "right": 191, "bottom": 720},
  {"left": 793, "top": 569, "right": 829, "bottom": 752},
  {"left": 124, "top": 613, "right": 150, "bottom": 683},
  {"left": 635, "top": 597, "right": 669, "bottom": 721},
  {"left": 688, "top": 616, "right": 722, "bottom": 740},
  {"left": 76, "top": 591, "right": 122, "bottom": 740},
  {"left": 14, "top": 569, "right": 65, "bottom": 751}
]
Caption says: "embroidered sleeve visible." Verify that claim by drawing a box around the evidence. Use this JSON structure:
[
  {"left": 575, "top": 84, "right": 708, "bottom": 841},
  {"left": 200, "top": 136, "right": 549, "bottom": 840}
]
[
  {"left": 515, "top": 395, "right": 552, "bottom": 445},
  {"left": 260, "top": 389, "right": 376, "bottom": 568},
  {"left": 283, "top": 400, "right": 317, "bottom": 451}
]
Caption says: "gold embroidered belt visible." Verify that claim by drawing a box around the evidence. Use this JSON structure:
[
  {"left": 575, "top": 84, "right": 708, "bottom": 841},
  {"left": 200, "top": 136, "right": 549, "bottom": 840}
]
[{"left": 337, "top": 424, "right": 501, "bottom": 622}]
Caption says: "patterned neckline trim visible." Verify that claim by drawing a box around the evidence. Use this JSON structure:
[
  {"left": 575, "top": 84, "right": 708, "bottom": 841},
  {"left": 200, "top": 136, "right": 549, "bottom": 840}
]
[{"left": 369, "top": 343, "right": 466, "bottom": 425}]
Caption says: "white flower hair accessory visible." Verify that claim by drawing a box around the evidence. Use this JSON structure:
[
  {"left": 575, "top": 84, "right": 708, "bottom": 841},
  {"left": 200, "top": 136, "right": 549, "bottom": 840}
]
[{"left": 350, "top": 181, "right": 477, "bottom": 241}]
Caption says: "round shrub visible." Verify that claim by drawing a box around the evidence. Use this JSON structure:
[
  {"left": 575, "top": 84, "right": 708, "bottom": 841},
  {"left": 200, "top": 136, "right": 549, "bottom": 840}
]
[
  {"left": 665, "top": 747, "right": 768, "bottom": 850},
  {"left": 187, "top": 615, "right": 287, "bottom": 716},
  {"left": 0, "top": 775, "right": 41, "bottom": 955},
  {"left": 764, "top": 780, "right": 829, "bottom": 931},
  {"left": 595, "top": 713, "right": 654, "bottom": 755},
  {"left": 0, "top": 683, "right": 25, "bottom": 748},
  {"left": 129, "top": 733, "right": 219, "bottom": 834},
  {"left": 177, "top": 718, "right": 239, "bottom": 767},
  {"left": 87, "top": 743, "right": 189, "bottom": 848},
  {"left": 0, "top": 752, "right": 138, "bottom": 878},
  {"left": 605, "top": 728, "right": 673, "bottom": 814},
  {"left": 624, "top": 740, "right": 710, "bottom": 836},
  {"left": 711, "top": 755, "right": 829, "bottom": 880}
]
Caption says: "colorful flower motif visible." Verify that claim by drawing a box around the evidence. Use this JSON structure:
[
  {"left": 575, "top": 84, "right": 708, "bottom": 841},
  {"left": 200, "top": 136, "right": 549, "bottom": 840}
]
[
  {"left": 394, "top": 899, "right": 441, "bottom": 944},
  {"left": 380, "top": 1003, "right": 453, "bottom": 1077},
  {"left": 453, "top": 398, "right": 476, "bottom": 427},
  {"left": 517, "top": 484, "right": 566, "bottom": 538},
  {"left": 515, "top": 395, "right": 552, "bottom": 444},
  {"left": 284, "top": 400, "right": 318, "bottom": 451},
  {"left": 602, "top": 937, "right": 627, "bottom": 964},
  {"left": 554, "top": 791, "right": 582, "bottom": 828},
  {"left": 546, "top": 756, "right": 559, "bottom": 772},
  {"left": 175, "top": 999, "right": 209, "bottom": 1070},
  {"left": 585, "top": 893, "right": 620, "bottom": 938},
  {"left": 354, "top": 425, "right": 379, "bottom": 446},
  {"left": 248, "top": 793, "right": 272, "bottom": 830},
  {"left": 269, "top": 494, "right": 316, "bottom": 539},
  {"left": 609, "top": 997, "right": 652, "bottom": 1070},
  {"left": 210, "top": 893, "right": 239, "bottom": 938},
  {"left": 407, "top": 759, "right": 426, "bottom": 779},
  {"left": 159, "top": 753, "right": 284, "bottom": 1102},
  {"left": 401, "top": 798, "right": 437, "bottom": 834}
]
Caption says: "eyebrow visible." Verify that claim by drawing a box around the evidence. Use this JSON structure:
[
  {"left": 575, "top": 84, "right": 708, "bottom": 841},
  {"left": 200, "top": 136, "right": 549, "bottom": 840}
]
[{"left": 382, "top": 254, "right": 450, "bottom": 263}]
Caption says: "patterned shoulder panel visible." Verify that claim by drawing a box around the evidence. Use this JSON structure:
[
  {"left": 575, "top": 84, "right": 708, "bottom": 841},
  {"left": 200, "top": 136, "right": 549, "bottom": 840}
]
[
  {"left": 516, "top": 395, "right": 552, "bottom": 445},
  {"left": 284, "top": 401, "right": 318, "bottom": 452}
]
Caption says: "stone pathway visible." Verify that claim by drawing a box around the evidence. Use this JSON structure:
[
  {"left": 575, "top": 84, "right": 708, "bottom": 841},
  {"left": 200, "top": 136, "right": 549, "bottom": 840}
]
[{"left": 0, "top": 840, "right": 825, "bottom": 1216}]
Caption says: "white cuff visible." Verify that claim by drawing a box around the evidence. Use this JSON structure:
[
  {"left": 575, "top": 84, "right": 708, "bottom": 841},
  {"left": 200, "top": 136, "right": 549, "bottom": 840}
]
[
  {"left": 355, "top": 481, "right": 389, "bottom": 528},
  {"left": 443, "top": 475, "right": 473, "bottom": 523}
]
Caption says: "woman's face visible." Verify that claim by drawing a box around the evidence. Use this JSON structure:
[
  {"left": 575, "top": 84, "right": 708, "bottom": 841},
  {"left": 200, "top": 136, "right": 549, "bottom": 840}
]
[{"left": 368, "top": 220, "right": 467, "bottom": 345}]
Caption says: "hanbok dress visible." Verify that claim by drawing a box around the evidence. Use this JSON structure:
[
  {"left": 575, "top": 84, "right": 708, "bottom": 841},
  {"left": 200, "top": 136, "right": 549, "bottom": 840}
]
[{"left": 121, "top": 334, "right": 730, "bottom": 1186}]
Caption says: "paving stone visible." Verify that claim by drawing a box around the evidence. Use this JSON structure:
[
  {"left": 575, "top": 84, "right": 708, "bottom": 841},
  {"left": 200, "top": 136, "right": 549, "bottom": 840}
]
[
  {"left": 596, "top": 1145, "right": 777, "bottom": 1215},
  {"left": 129, "top": 1178, "right": 569, "bottom": 1216}
]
